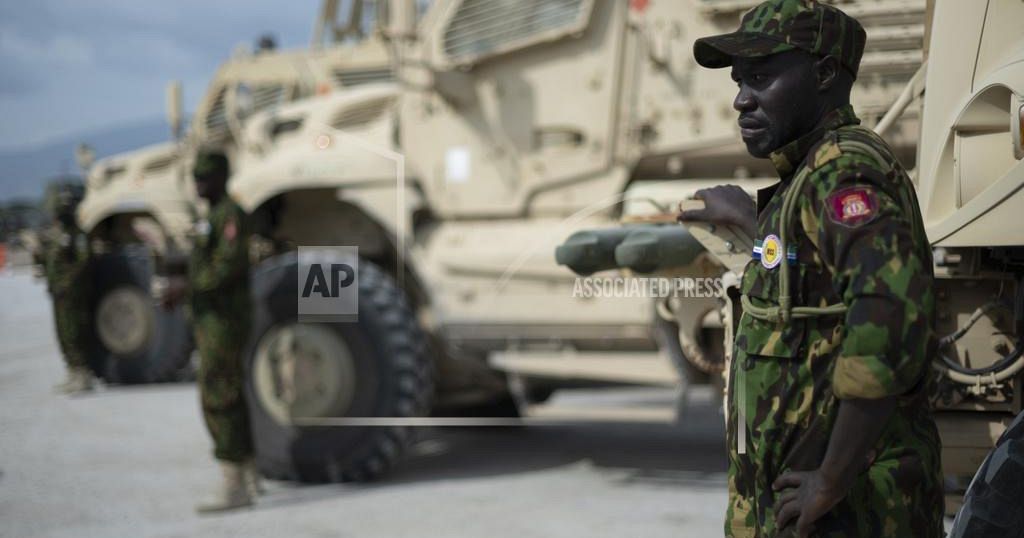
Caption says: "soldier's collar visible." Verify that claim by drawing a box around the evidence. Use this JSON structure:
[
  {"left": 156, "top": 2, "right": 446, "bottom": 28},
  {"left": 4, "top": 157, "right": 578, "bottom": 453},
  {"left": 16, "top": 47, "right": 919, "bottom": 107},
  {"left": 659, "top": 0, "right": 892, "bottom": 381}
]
[
  {"left": 210, "top": 195, "right": 239, "bottom": 213},
  {"left": 768, "top": 105, "right": 860, "bottom": 178},
  {"left": 756, "top": 182, "right": 781, "bottom": 216}
]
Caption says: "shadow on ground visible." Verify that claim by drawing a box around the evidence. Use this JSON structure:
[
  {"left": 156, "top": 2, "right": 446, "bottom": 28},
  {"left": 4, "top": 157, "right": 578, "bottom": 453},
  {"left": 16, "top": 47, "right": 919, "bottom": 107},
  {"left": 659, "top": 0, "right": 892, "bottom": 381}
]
[
  {"left": 250, "top": 394, "right": 727, "bottom": 512},
  {"left": 59, "top": 375, "right": 728, "bottom": 511},
  {"left": 385, "top": 394, "right": 726, "bottom": 487}
]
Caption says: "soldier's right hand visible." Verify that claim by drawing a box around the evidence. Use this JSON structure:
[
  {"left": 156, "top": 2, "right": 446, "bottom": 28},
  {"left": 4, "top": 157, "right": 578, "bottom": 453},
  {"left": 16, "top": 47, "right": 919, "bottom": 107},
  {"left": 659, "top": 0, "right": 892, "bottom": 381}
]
[
  {"left": 158, "top": 276, "right": 187, "bottom": 310},
  {"left": 677, "top": 185, "right": 757, "bottom": 239},
  {"left": 677, "top": 185, "right": 755, "bottom": 226}
]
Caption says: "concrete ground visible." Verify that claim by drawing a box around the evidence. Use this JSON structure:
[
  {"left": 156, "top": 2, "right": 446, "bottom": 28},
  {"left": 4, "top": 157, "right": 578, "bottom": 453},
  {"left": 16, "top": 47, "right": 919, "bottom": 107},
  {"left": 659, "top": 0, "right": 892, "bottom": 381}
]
[{"left": 0, "top": 269, "right": 729, "bottom": 538}]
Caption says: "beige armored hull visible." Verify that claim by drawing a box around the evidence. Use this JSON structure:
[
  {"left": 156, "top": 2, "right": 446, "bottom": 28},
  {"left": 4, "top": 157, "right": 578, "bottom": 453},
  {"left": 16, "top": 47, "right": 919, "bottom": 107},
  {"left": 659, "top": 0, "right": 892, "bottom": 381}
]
[{"left": 217, "top": 0, "right": 935, "bottom": 482}]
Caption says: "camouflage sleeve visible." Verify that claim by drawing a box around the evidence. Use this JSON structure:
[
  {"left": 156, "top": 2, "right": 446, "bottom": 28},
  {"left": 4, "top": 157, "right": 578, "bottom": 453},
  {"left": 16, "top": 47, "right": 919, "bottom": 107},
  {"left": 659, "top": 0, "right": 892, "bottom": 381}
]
[
  {"left": 191, "top": 206, "right": 249, "bottom": 293},
  {"left": 43, "top": 233, "right": 90, "bottom": 295},
  {"left": 67, "top": 233, "right": 92, "bottom": 283},
  {"left": 805, "top": 161, "right": 932, "bottom": 400},
  {"left": 42, "top": 237, "right": 60, "bottom": 292}
]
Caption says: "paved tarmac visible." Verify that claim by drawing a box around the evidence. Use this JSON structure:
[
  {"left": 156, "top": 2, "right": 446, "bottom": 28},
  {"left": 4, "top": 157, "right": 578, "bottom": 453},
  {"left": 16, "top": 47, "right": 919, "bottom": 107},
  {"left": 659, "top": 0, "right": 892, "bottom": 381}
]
[{"left": 0, "top": 269, "right": 729, "bottom": 538}]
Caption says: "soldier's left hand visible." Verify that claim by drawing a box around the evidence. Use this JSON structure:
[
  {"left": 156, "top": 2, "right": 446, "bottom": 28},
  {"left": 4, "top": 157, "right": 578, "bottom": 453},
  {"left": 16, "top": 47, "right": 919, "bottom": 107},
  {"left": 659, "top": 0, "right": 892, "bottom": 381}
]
[
  {"left": 159, "top": 276, "right": 188, "bottom": 309},
  {"left": 772, "top": 469, "right": 847, "bottom": 537}
]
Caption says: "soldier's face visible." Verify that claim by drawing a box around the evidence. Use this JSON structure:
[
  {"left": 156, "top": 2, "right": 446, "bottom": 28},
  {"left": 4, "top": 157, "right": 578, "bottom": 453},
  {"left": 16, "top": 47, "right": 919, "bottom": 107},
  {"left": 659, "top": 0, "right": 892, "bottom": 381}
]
[
  {"left": 730, "top": 51, "right": 821, "bottom": 158},
  {"left": 194, "top": 173, "right": 226, "bottom": 201}
]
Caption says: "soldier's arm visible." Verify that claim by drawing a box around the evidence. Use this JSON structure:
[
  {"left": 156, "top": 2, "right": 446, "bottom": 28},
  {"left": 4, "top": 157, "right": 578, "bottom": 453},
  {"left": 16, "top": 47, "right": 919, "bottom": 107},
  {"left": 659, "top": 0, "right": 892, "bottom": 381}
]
[
  {"left": 774, "top": 162, "right": 930, "bottom": 534},
  {"left": 811, "top": 164, "right": 932, "bottom": 400},
  {"left": 64, "top": 260, "right": 88, "bottom": 285},
  {"left": 66, "top": 235, "right": 92, "bottom": 283},
  {"left": 774, "top": 396, "right": 896, "bottom": 534},
  {"left": 822, "top": 395, "right": 895, "bottom": 479},
  {"left": 41, "top": 239, "right": 58, "bottom": 293},
  {"left": 191, "top": 207, "right": 249, "bottom": 292}
]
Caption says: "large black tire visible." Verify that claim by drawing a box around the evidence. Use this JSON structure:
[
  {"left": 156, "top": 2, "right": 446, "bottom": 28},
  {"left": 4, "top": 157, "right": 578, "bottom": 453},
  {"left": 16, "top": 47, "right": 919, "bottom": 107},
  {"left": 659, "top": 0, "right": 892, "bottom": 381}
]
[
  {"left": 89, "top": 246, "right": 193, "bottom": 383},
  {"left": 950, "top": 410, "right": 1024, "bottom": 537},
  {"left": 245, "top": 251, "right": 433, "bottom": 483}
]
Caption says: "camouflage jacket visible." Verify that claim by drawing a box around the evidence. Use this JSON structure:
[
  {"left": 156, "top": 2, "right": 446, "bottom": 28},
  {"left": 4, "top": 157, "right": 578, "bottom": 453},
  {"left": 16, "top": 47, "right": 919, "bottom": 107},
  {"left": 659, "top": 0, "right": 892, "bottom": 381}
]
[
  {"left": 725, "top": 105, "right": 943, "bottom": 537},
  {"left": 43, "top": 222, "right": 92, "bottom": 298},
  {"left": 189, "top": 197, "right": 250, "bottom": 323}
]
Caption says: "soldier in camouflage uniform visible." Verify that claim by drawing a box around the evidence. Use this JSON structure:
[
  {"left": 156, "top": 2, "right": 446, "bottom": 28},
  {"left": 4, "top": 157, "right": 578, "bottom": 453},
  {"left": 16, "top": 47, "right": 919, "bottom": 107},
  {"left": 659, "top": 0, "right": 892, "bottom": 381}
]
[
  {"left": 163, "top": 151, "right": 258, "bottom": 512},
  {"left": 43, "top": 182, "right": 96, "bottom": 394},
  {"left": 680, "top": 1, "right": 943, "bottom": 536}
]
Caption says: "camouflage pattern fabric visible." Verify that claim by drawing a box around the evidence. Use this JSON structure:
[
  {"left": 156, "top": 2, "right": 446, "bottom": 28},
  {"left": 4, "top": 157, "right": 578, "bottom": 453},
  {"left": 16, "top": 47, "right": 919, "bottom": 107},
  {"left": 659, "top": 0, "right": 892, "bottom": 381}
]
[
  {"left": 193, "top": 151, "right": 230, "bottom": 180},
  {"left": 694, "top": 0, "right": 867, "bottom": 78},
  {"left": 725, "top": 105, "right": 944, "bottom": 537},
  {"left": 190, "top": 197, "right": 252, "bottom": 463},
  {"left": 43, "top": 223, "right": 93, "bottom": 369},
  {"left": 194, "top": 312, "right": 253, "bottom": 463}
]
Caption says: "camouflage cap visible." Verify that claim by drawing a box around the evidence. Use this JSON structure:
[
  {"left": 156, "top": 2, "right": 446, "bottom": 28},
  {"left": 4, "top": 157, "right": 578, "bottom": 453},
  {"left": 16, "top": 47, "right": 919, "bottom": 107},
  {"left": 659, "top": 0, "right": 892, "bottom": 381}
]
[
  {"left": 193, "top": 151, "right": 230, "bottom": 180},
  {"left": 693, "top": 0, "right": 866, "bottom": 78}
]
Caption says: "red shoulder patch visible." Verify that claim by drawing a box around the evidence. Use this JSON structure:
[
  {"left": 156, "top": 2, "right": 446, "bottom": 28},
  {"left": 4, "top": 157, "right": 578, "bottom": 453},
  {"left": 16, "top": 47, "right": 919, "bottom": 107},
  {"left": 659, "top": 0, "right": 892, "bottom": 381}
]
[
  {"left": 629, "top": 0, "right": 649, "bottom": 12},
  {"left": 223, "top": 219, "right": 237, "bottom": 241},
  {"left": 827, "top": 187, "right": 878, "bottom": 227}
]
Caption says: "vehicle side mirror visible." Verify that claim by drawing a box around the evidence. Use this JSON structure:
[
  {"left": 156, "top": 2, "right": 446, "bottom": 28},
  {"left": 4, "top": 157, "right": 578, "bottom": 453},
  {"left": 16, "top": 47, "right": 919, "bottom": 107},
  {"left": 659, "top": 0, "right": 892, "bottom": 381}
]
[
  {"left": 74, "top": 143, "right": 95, "bottom": 173},
  {"left": 166, "top": 80, "right": 183, "bottom": 141}
]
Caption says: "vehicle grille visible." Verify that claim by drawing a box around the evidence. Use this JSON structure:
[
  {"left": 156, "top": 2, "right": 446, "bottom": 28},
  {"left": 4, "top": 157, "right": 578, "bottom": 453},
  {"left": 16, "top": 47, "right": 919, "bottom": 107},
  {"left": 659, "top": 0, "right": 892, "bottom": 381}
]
[
  {"left": 333, "top": 68, "right": 394, "bottom": 87},
  {"left": 443, "top": 0, "right": 591, "bottom": 65},
  {"left": 330, "top": 98, "right": 392, "bottom": 131}
]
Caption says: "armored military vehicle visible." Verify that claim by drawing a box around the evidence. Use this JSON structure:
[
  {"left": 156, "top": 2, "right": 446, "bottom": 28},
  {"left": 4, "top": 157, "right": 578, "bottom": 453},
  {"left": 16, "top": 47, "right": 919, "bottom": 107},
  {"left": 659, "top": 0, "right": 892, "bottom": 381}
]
[
  {"left": 916, "top": 1, "right": 1024, "bottom": 532},
  {"left": 228, "top": 0, "right": 927, "bottom": 482},
  {"left": 75, "top": 1, "right": 392, "bottom": 383}
]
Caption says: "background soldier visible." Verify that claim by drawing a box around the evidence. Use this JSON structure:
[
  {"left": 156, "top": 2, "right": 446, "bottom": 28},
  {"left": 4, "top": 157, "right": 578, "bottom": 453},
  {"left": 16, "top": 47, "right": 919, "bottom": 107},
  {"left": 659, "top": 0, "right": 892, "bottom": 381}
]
[
  {"left": 680, "top": 1, "right": 943, "bottom": 536},
  {"left": 163, "top": 151, "right": 259, "bottom": 512},
  {"left": 43, "top": 182, "right": 96, "bottom": 394}
]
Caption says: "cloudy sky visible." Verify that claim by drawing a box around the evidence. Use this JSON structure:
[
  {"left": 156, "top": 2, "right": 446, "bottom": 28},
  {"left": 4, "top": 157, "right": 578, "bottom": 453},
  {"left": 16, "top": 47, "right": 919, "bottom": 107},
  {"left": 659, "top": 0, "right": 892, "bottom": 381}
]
[{"left": 0, "top": 0, "right": 321, "bottom": 150}]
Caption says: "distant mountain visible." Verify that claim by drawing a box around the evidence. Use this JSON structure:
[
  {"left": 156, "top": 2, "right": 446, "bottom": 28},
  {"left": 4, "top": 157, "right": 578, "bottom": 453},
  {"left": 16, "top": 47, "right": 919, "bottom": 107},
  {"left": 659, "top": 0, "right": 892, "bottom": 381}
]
[{"left": 0, "top": 119, "right": 171, "bottom": 202}]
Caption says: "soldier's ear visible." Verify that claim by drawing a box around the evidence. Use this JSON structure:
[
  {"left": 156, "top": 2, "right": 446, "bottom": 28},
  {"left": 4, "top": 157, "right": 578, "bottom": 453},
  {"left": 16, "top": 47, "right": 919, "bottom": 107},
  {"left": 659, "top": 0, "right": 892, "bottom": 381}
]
[{"left": 815, "top": 55, "right": 840, "bottom": 92}]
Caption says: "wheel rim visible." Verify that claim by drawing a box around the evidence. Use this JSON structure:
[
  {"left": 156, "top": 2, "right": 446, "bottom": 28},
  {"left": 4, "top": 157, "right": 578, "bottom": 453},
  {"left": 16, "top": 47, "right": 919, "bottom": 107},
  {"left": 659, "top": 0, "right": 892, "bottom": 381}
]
[
  {"left": 252, "top": 323, "right": 357, "bottom": 426},
  {"left": 95, "top": 285, "right": 155, "bottom": 356}
]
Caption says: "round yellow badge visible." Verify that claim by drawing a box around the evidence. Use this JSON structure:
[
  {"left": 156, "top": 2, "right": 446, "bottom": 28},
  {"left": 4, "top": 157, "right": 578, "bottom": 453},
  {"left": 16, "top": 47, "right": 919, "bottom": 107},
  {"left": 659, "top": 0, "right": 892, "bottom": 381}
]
[{"left": 761, "top": 234, "right": 782, "bottom": 269}]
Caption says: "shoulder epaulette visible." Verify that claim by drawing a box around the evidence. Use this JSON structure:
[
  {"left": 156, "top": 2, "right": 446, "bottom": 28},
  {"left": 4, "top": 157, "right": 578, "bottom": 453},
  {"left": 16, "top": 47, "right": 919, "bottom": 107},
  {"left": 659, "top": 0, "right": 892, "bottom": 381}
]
[
  {"left": 810, "top": 132, "right": 843, "bottom": 170},
  {"left": 833, "top": 125, "right": 892, "bottom": 167}
]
